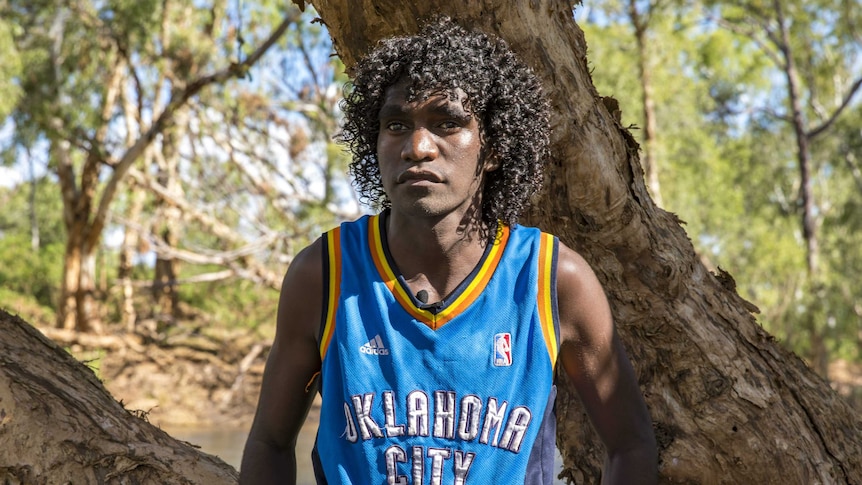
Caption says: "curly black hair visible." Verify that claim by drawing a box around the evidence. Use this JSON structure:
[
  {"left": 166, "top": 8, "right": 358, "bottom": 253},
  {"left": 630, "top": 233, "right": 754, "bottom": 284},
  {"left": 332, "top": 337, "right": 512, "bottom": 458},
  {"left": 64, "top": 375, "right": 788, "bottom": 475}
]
[{"left": 338, "top": 17, "right": 551, "bottom": 227}]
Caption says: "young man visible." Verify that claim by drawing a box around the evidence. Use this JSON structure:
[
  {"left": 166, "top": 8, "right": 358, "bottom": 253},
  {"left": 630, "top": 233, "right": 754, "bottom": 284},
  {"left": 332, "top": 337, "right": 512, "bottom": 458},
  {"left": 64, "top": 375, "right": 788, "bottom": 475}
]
[{"left": 240, "top": 18, "right": 657, "bottom": 485}]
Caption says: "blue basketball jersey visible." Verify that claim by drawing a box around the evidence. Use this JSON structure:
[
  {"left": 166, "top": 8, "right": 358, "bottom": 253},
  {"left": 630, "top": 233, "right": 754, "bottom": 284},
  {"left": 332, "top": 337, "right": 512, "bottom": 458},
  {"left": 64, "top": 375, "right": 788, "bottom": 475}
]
[{"left": 313, "top": 213, "right": 561, "bottom": 485}]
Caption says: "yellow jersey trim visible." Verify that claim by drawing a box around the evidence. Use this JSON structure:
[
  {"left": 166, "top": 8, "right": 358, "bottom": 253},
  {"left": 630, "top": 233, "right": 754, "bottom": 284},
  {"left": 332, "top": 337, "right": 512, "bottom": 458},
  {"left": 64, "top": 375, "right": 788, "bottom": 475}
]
[
  {"left": 537, "top": 233, "right": 559, "bottom": 368},
  {"left": 319, "top": 228, "right": 341, "bottom": 359},
  {"left": 368, "top": 214, "right": 510, "bottom": 330}
]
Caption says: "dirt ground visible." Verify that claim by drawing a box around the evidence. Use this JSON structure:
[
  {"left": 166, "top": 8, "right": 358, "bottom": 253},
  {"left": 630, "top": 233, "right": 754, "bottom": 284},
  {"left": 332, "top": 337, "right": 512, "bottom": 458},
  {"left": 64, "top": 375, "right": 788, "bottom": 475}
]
[
  {"left": 828, "top": 358, "right": 862, "bottom": 411},
  {"left": 70, "top": 327, "right": 269, "bottom": 429}
]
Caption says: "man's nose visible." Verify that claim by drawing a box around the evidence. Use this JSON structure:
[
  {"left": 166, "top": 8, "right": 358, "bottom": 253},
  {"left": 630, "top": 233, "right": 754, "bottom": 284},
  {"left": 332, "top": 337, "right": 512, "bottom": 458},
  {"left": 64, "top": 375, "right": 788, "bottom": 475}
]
[{"left": 401, "top": 127, "right": 438, "bottom": 162}]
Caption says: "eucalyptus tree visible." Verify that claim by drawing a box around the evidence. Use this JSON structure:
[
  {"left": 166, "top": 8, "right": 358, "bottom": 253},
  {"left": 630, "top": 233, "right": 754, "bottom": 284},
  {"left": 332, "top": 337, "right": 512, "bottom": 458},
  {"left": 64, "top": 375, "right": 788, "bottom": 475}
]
[
  {"left": 579, "top": 0, "right": 683, "bottom": 206},
  {"left": 120, "top": 5, "right": 358, "bottom": 331},
  {"left": 2, "top": 0, "right": 293, "bottom": 332},
  {"left": 703, "top": 0, "right": 862, "bottom": 372},
  {"left": 807, "top": 104, "right": 862, "bottom": 365},
  {"left": 578, "top": 3, "right": 763, "bottom": 257},
  {"left": 601, "top": 18, "right": 804, "bottom": 358},
  {"left": 587, "top": 0, "right": 862, "bottom": 373}
]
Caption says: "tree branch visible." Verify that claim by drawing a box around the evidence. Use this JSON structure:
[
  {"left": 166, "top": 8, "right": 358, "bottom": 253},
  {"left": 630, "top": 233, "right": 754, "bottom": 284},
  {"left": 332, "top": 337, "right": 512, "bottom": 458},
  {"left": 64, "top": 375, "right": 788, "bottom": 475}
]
[
  {"left": 88, "top": 13, "right": 296, "bottom": 250},
  {"left": 125, "top": 167, "right": 269, "bottom": 246},
  {"left": 125, "top": 270, "right": 238, "bottom": 288},
  {"left": 145, "top": 232, "right": 281, "bottom": 266},
  {"left": 844, "top": 150, "right": 862, "bottom": 195},
  {"left": 709, "top": 11, "right": 783, "bottom": 68},
  {"left": 807, "top": 75, "right": 862, "bottom": 140}
]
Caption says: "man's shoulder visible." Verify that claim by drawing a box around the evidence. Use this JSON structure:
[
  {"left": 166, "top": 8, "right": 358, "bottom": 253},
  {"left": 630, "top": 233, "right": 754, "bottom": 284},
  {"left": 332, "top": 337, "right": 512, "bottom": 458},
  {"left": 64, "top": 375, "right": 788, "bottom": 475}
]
[
  {"left": 285, "top": 237, "right": 326, "bottom": 281},
  {"left": 505, "top": 222, "right": 560, "bottom": 246},
  {"left": 324, "top": 213, "right": 373, "bottom": 231},
  {"left": 506, "top": 227, "right": 592, "bottom": 289},
  {"left": 507, "top": 221, "right": 557, "bottom": 234}
]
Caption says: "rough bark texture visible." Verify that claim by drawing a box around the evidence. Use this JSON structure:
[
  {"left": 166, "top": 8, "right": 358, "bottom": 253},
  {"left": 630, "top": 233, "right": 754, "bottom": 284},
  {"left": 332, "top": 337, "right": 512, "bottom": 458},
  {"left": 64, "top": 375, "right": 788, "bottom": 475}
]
[
  {"left": 0, "top": 309, "right": 238, "bottom": 485},
  {"left": 303, "top": 1, "right": 862, "bottom": 483}
]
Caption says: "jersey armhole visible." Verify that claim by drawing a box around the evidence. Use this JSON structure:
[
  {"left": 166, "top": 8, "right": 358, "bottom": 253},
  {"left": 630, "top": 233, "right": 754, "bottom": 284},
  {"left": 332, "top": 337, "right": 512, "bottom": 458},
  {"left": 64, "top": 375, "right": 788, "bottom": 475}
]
[
  {"left": 537, "top": 233, "right": 561, "bottom": 369},
  {"left": 318, "top": 227, "right": 341, "bottom": 361}
]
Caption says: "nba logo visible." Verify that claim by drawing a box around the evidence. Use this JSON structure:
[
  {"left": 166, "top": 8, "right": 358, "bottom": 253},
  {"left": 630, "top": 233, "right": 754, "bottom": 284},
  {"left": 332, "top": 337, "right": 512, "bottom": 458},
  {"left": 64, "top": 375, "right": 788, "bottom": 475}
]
[{"left": 493, "top": 333, "right": 512, "bottom": 367}]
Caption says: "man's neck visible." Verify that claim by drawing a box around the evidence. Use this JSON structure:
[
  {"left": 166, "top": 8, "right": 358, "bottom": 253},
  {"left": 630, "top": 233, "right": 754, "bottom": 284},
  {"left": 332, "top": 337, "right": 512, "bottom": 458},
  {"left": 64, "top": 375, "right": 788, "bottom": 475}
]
[{"left": 384, "top": 209, "right": 493, "bottom": 303}]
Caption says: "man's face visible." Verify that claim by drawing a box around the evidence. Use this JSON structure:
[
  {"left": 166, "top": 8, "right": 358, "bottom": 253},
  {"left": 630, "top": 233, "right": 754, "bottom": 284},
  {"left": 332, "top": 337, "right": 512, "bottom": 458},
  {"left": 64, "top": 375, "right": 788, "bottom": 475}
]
[{"left": 376, "top": 81, "right": 497, "bottom": 221}]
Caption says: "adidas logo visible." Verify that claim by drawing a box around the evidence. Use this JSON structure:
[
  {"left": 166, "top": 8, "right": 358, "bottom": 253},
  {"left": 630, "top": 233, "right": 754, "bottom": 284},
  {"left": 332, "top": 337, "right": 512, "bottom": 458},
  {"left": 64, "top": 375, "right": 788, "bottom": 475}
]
[{"left": 359, "top": 335, "right": 390, "bottom": 356}]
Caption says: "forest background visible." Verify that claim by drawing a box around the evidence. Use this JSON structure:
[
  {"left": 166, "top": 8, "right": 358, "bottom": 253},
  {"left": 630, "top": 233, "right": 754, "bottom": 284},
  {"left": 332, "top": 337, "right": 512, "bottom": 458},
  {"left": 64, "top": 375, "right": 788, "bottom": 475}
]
[{"left": 0, "top": 0, "right": 860, "bottom": 433}]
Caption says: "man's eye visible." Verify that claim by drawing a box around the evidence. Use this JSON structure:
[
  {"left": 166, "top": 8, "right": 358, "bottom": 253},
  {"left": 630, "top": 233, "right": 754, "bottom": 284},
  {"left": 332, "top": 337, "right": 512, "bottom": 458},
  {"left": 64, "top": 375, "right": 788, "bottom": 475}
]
[
  {"left": 439, "top": 121, "right": 459, "bottom": 129},
  {"left": 386, "top": 122, "right": 407, "bottom": 131}
]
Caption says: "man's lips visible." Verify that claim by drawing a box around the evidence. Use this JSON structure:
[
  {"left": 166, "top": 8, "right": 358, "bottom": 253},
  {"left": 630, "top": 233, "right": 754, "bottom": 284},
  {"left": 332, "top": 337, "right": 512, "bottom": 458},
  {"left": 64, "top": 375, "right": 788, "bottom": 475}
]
[{"left": 396, "top": 169, "right": 443, "bottom": 184}]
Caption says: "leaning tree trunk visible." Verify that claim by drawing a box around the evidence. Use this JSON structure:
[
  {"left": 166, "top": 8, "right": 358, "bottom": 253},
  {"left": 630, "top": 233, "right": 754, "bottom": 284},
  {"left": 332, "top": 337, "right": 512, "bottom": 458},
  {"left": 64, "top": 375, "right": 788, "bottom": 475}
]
[
  {"left": 303, "top": 1, "right": 862, "bottom": 483},
  {"left": 0, "top": 309, "right": 237, "bottom": 484}
]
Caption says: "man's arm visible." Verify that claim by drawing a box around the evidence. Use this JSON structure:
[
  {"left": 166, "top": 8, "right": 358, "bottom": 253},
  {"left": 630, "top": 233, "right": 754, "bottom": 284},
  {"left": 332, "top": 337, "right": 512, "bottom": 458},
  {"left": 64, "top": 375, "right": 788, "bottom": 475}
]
[
  {"left": 556, "top": 242, "right": 658, "bottom": 485},
  {"left": 239, "top": 239, "right": 325, "bottom": 484}
]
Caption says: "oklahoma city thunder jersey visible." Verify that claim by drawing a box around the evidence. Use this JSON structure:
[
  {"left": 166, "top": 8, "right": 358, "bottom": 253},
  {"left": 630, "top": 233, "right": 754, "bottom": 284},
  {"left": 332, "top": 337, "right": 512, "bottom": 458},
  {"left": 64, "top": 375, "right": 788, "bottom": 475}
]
[{"left": 313, "top": 213, "right": 560, "bottom": 485}]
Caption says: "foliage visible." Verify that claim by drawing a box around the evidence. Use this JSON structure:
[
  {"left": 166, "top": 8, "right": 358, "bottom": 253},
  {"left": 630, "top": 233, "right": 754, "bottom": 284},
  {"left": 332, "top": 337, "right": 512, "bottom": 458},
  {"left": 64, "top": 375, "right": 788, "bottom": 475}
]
[
  {"left": 0, "top": 287, "right": 56, "bottom": 327},
  {"left": 0, "top": 0, "right": 356, "bottom": 332},
  {"left": 582, "top": 0, "right": 862, "bottom": 366},
  {"left": 0, "top": 177, "right": 65, "bottom": 310},
  {"left": 0, "top": 18, "right": 22, "bottom": 121},
  {"left": 178, "top": 267, "right": 280, "bottom": 334},
  {"left": 0, "top": 232, "right": 64, "bottom": 306}
]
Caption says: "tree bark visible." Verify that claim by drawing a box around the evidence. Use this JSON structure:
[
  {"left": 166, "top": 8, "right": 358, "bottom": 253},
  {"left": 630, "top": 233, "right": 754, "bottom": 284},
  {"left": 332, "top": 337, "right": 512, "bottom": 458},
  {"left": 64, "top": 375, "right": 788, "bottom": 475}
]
[
  {"left": 0, "top": 309, "right": 238, "bottom": 484},
  {"left": 303, "top": 0, "right": 862, "bottom": 483}
]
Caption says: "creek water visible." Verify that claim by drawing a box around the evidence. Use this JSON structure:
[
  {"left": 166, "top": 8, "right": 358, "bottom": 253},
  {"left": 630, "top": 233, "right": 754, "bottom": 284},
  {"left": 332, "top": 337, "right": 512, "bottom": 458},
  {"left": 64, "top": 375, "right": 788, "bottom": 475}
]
[
  {"left": 164, "top": 415, "right": 320, "bottom": 484},
  {"left": 165, "top": 415, "right": 566, "bottom": 484}
]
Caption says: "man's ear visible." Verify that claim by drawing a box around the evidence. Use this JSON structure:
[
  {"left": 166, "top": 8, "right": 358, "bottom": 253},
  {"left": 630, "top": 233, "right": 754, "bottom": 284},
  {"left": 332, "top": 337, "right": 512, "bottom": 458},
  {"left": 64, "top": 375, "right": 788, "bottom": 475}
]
[{"left": 483, "top": 150, "right": 501, "bottom": 172}]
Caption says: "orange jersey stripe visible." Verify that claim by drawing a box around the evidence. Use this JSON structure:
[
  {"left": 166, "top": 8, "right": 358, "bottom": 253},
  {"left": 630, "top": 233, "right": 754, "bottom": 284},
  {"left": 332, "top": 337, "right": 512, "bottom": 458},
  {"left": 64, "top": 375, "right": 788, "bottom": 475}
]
[
  {"left": 437, "top": 224, "right": 509, "bottom": 323},
  {"left": 319, "top": 228, "right": 341, "bottom": 360},
  {"left": 368, "top": 217, "right": 438, "bottom": 325},
  {"left": 537, "top": 233, "right": 558, "bottom": 368},
  {"left": 368, "top": 215, "right": 509, "bottom": 330}
]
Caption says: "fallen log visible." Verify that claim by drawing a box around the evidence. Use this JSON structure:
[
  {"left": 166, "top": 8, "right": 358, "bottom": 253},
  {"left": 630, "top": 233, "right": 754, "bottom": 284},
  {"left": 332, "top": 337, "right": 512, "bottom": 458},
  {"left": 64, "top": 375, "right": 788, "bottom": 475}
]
[{"left": 0, "top": 309, "right": 238, "bottom": 484}]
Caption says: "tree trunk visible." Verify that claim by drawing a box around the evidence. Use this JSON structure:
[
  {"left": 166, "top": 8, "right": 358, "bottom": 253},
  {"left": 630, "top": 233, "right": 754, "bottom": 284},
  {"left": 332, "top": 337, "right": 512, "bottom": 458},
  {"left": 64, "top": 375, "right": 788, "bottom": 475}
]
[
  {"left": 57, "top": 224, "right": 104, "bottom": 333},
  {"left": 77, "top": 247, "right": 104, "bottom": 333},
  {"left": 27, "top": 146, "right": 40, "bottom": 251},
  {"left": 119, "top": 186, "right": 147, "bottom": 332},
  {"left": 303, "top": 1, "right": 862, "bottom": 483},
  {"left": 52, "top": 127, "right": 106, "bottom": 334},
  {"left": 630, "top": 0, "right": 662, "bottom": 207},
  {"left": 152, "top": 146, "right": 183, "bottom": 327},
  {"left": 775, "top": 0, "right": 828, "bottom": 376},
  {"left": 0, "top": 309, "right": 238, "bottom": 484},
  {"left": 58, "top": 234, "right": 82, "bottom": 331},
  {"left": 775, "top": 0, "right": 819, "bottom": 280}
]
